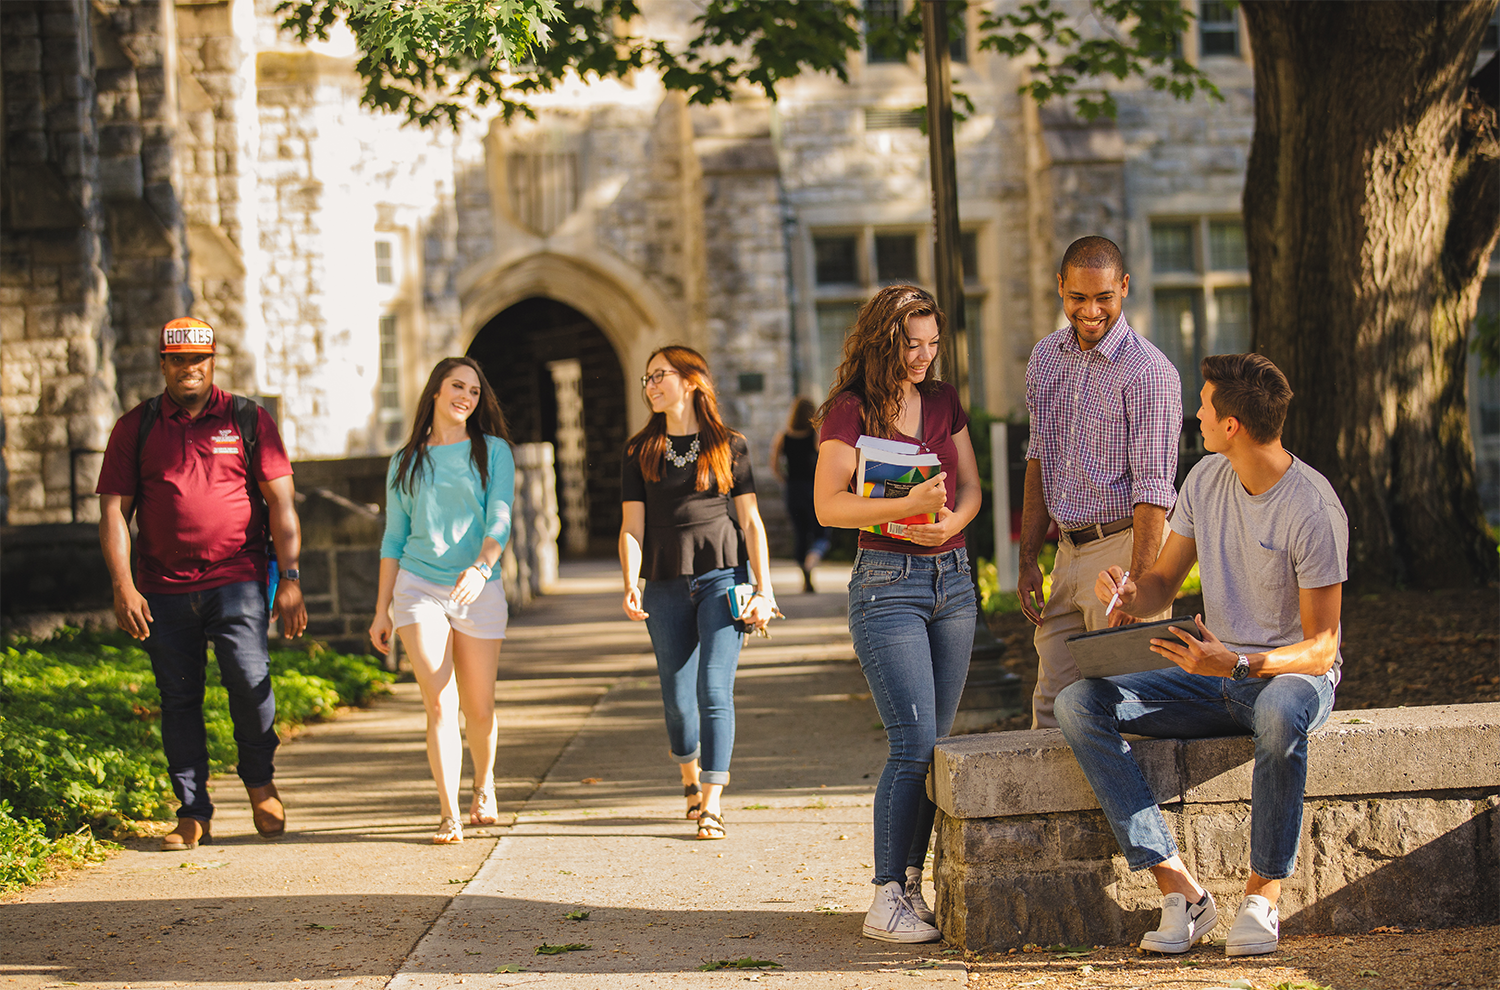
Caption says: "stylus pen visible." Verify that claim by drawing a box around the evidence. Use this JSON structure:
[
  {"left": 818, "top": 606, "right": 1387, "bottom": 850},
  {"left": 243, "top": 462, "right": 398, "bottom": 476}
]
[{"left": 1104, "top": 570, "right": 1130, "bottom": 617}]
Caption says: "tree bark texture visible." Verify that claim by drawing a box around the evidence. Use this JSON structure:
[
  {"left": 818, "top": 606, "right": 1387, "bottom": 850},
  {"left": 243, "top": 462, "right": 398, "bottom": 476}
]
[{"left": 1242, "top": 0, "right": 1500, "bottom": 588}]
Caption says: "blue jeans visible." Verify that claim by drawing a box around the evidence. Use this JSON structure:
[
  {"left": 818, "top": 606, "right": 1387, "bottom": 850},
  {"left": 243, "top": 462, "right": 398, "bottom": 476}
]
[
  {"left": 143, "top": 581, "right": 280, "bottom": 821},
  {"left": 1055, "top": 668, "right": 1336, "bottom": 879},
  {"left": 848, "top": 547, "right": 976, "bottom": 886},
  {"left": 642, "top": 566, "right": 746, "bottom": 786}
]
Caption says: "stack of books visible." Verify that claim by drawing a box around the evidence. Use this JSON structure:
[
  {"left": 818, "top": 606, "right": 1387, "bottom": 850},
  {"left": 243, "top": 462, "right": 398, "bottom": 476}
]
[{"left": 854, "top": 435, "right": 941, "bottom": 541}]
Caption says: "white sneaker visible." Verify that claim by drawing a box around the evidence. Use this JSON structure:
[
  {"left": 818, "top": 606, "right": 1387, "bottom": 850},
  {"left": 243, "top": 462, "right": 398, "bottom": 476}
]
[
  {"left": 1139, "top": 890, "right": 1218, "bottom": 954},
  {"left": 904, "top": 866, "right": 937, "bottom": 925},
  {"left": 863, "top": 881, "right": 941, "bottom": 943},
  {"left": 1225, "top": 894, "right": 1279, "bottom": 956}
]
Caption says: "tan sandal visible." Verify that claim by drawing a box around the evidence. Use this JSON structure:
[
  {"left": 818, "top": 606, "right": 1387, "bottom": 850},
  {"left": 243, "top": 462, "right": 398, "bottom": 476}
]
[
  {"left": 470, "top": 783, "right": 498, "bottom": 826},
  {"left": 433, "top": 816, "right": 463, "bottom": 844},
  {"left": 696, "top": 810, "right": 726, "bottom": 840}
]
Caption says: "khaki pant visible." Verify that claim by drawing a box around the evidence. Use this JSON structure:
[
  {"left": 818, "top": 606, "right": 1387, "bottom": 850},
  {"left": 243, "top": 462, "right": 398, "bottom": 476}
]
[{"left": 1031, "top": 523, "right": 1170, "bottom": 729}]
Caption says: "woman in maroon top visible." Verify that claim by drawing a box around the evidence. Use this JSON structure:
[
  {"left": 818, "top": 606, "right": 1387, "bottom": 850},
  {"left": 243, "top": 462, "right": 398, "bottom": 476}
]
[{"left": 813, "top": 285, "right": 982, "bottom": 942}]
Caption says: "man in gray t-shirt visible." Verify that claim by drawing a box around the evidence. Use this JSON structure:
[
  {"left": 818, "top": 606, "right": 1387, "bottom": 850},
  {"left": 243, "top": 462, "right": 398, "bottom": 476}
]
[{"left": 1055, "top": 354, "right": 1348, "bottom": 961}]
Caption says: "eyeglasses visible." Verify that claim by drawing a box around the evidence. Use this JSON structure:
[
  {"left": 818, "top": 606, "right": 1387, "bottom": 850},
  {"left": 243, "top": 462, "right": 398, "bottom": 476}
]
[{"left": 641, "top": 369, "right": 680, "bottom": 388}]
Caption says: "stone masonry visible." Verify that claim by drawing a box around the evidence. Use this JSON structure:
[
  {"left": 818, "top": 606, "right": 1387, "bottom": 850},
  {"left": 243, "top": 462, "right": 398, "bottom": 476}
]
[{"left": 929, "top": 704, "right": 1500, "bottom": 950}]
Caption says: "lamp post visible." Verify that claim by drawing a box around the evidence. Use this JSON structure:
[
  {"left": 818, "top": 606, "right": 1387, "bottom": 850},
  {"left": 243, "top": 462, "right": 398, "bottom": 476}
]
[{"left": 921, "top": 2, "right": 1014, "bottom": 705}]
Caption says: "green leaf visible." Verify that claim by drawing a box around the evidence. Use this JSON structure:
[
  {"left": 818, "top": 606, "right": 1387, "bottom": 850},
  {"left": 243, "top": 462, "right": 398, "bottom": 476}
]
[
  {"left": 493, "top": 963, "right": 526, "bottom": 973},
  {"left": 564, "top": 909, "right": 590, "bottom": 921},
  {"left": 698, "top": 957, "right": 783, "bottom": 971},
  {"left": 534, "top": 943, "right": 591, "bottom": 955}
]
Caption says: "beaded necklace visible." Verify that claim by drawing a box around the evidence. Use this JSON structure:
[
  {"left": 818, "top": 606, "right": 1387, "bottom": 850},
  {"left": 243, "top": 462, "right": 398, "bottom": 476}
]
[{"left": 665, "top": 435, "right": 700, "bottom": 468}]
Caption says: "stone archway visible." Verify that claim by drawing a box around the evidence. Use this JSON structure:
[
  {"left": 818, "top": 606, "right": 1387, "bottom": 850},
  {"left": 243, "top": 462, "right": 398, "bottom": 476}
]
[{"left": 467, "top": 298, "right": 626, "bottom": 555}]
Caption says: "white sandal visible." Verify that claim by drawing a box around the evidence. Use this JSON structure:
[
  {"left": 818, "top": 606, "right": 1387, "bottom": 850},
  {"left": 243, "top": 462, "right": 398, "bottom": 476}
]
[{"left": 470, "top": 782, "right": 498, "bottom": 826}]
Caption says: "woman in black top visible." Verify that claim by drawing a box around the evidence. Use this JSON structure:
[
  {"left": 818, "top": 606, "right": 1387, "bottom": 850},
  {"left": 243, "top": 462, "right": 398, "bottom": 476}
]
[
  {"left": 619, "top": 345, "right": 778, "bottom": 839},
  {"left": 771, "top": 397, "right": 831, "bottom": 593}
]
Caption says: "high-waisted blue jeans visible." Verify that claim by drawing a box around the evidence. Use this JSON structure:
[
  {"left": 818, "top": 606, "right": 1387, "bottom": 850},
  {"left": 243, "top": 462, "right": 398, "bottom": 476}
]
[
  {"left": 1055, "top": 667, "right": 1336, "bottom": 879},
  {"left": 642, "top": 565, "right": 747, "bottom": 786},
  {"left": 143, "top": 580, "right": 280, "bottom": 821},
  {"left": 848, "top": 547, "right": 976, "bottom": 886}
]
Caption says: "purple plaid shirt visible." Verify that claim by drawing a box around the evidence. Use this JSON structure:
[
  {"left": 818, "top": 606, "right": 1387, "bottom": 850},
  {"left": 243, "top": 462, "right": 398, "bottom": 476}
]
[{"left": 1025, "top": 314, "right": 1181, "bottom": 528}]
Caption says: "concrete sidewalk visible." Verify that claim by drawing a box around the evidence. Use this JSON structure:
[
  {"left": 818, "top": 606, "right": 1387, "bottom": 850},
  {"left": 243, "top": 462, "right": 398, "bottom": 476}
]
[
  {"left": 1, "top": 559, "right": 963, "bottom": 989},
  {"left": 391, "top": 559, "right": 964, "bottom": 988}
]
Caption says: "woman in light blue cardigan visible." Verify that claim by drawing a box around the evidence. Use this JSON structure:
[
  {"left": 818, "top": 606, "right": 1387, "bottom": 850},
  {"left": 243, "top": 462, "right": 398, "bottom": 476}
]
[{"left": 370, "top": 357, "right": 514, "bottom": 844}]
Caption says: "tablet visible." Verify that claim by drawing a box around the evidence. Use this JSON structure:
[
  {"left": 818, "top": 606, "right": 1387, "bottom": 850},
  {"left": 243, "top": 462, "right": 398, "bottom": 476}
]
[{"left": 1065, "top": 617, "right": 1187, "bottom": 679}]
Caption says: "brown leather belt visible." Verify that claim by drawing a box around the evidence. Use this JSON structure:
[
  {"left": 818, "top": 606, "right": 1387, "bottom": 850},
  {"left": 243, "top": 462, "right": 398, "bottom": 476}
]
[{"left": 1062, "top": 517, "right": 1133, "bottom": 546}]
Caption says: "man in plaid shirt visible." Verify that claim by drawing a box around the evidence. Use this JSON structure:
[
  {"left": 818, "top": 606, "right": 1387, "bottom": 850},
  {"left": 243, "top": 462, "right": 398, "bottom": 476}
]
[{"left": 1019, "top": 236, "right": 1182, "bottom": 727}]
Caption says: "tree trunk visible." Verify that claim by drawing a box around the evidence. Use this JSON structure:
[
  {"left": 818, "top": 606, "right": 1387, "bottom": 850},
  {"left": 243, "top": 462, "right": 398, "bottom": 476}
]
[{"left": 1241, "top": 0, "right": 1500, "bottom": 588}]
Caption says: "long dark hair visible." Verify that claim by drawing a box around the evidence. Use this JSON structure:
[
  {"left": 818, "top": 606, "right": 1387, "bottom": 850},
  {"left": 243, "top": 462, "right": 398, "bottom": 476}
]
[
  {"left": 815, "top": 284, "right": 945, "bottom": 438},
  {"left": 625, "top": 345, "right": 738, "bottom": 494},
  {"left": 393, "top": 357, "right": 512, "bottom": 495}
]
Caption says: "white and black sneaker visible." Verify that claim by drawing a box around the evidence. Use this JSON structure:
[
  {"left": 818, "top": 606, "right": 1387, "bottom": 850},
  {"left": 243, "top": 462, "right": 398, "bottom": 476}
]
[
  {"left": 1225, "top": 894, "right": 1279, "bottom": 956},
  {"left": 863, "top": 881, "right": 941, "bottom": 943},
  {"left": 1140, "top": 890, "right": 1218, "bottom": 954},
  {"left": 904, "top": 866, "right": 937, "bottom": 925}
]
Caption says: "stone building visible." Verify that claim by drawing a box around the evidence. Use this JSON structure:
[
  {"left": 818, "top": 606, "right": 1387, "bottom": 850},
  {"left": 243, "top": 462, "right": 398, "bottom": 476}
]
[{"left": 4, "top": 0, "right": 1497, "bottom": 546}]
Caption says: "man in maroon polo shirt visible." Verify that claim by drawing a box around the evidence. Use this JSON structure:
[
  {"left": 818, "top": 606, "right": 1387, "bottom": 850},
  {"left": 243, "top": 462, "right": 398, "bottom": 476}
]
[{"left": 96, "top": 317, "right": 307, "bottom": 851}]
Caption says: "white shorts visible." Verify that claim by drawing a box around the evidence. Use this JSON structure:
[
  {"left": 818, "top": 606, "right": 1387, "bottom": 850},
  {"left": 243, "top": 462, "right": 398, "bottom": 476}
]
[{"left": 392, "top": 568, "right": 508, "bottom": 640}]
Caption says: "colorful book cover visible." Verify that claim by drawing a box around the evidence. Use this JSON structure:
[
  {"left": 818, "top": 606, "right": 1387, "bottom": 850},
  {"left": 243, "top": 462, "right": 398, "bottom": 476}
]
[{"left": 854, "top": 436, "right": 941, "bottom": 541}]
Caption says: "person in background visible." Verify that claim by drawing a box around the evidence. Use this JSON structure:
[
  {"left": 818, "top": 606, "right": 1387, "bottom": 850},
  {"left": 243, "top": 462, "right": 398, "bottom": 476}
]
[
  {"left": 619, "top": 345, "right": 777, "bottom": 840},
  {"left": 369, "top": 357, "right": 515, "bottom": 845},
  {"left": 97, "top": 317, "right": 306, "bottom": 851},
  {"left": 813, "top": 284, "right": 981, "bottom": 942},
  {"left": 770, "top": 397, "right": 832, "bottom": 593}
]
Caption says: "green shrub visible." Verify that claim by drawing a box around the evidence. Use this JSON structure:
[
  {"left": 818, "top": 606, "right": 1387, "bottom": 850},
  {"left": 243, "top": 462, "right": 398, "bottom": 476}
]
[
  {"left": 0, "top": 629, "right": 393, "bottom": 840},
  {"left": 0, "top": 799, "right": 111, "bottom": 894}
]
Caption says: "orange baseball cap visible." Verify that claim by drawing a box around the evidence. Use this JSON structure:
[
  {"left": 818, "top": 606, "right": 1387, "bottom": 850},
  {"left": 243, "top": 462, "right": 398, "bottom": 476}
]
[{"left": 161, "top": 317, "right": 216, "bottom": 354}]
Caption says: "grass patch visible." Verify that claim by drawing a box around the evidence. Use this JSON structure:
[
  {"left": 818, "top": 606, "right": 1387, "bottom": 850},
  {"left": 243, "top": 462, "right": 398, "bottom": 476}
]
[
  {"left": 976, "top": 553, "right": 1201, "bottom": 616},
  {"left": 0, "top": 627, "right": 392, "bottom": 891},
  {"left": 698, "top": 958, "right": 781, "bottom": 971}
]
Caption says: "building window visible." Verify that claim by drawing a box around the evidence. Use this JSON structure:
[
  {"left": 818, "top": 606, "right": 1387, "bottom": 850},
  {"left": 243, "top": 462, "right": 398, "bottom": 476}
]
[
  {"left": 814, "top": 235, "right": 860, "bottom": 285},
  {"left": 864, "top": 107, "right": 925, "bottom": 130},
  {"left": 949, "top": 1, "right": 968, "bottom": 63},
  {"left": 816, "top": 303, "right": 860, "bottom": 391},
  {"left": 1198, "top": 1, "right": 1240, "bottom": 57},
  {"left": 875, "top": 233, "right": 919, "bottom": 284},
  {"left": 1476, "top": 276, "right": 1500, "bottom": 435},
  {"left": 375, "top": 240, "right": 394, "bottom": 285},
  {"left": 1149, "top": 217, "right": 1251, "bottom": 446},
  {"left": 865, "top": 0, "right": 905, "bottom": 64},
  {"left": 960, "top": 230, "right": 979, "bottom": 285},
  {"left": 378, "top": 314, "right": 403, "bottom": 445}
]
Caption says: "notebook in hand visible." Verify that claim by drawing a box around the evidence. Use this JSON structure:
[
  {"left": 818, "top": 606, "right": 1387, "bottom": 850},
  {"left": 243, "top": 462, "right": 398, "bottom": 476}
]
[
  {"left": 1065, "top": 617, "right": 1186, "bottom": 678},
  {"left": 854, "top": 435, "right": 941, "bottom": 541}
]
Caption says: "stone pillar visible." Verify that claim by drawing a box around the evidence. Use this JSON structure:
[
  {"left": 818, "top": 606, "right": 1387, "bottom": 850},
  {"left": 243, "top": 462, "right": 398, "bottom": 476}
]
[
  {"left": 546, "top": 359, "right": 590, "bottom": 556},
  {"left": 1, "top": 0, "right": 118, "bottom": 524}
]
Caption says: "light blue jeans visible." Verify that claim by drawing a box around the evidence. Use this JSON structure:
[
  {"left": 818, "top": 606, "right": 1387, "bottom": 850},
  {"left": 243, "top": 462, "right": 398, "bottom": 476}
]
[
  {"left": 848, "top": 547, "right": 976, "bottom": 886},
  {"left": 1055, "top": 667, "right": 1336, "bottom": 879},
  {"left": 642, "top": 565, "right": 746, "bottom": 786}
]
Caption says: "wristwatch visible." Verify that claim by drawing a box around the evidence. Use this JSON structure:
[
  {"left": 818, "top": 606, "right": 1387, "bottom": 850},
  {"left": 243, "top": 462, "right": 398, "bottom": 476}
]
[
  {"left": 1232, "top": 653, "right": 1251, "bottom": 680},
  {"left": 472, "top": 561, "right": 493, "bottom": 579},
  {"left": 282, "top": 568, "right": 300, "bottom": 581}
]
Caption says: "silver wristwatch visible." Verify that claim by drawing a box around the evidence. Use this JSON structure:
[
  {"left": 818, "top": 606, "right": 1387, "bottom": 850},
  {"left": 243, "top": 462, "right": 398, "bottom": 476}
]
[{"left": 1232, "top": 653, "right": 1251, "bottom": 680}]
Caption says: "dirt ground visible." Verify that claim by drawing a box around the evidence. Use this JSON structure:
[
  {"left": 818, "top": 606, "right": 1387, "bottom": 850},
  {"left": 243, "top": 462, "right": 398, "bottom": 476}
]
[{"left": 974, "top": 585, "right": 1498, "bottom": 990}]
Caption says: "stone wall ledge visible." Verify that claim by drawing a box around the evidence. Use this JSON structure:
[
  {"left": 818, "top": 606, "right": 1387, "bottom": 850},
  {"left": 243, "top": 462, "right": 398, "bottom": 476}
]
[{"left": 932, "top": 703, "right": 1500, "bottom": 820}]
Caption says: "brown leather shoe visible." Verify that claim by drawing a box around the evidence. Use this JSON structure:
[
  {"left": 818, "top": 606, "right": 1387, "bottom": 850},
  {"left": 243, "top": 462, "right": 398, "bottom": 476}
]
[
  {"left": 246, "top": 782, "right": 285, "bottom": 839},
  {"left": 160, "top": 817, "right": 210, "bottom": 851}
]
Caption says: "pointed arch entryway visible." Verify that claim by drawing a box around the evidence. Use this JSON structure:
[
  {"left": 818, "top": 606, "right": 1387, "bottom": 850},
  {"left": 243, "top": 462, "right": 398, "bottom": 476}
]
[{"left": 461, "top": 251, "right": 685, "bottom": 555}]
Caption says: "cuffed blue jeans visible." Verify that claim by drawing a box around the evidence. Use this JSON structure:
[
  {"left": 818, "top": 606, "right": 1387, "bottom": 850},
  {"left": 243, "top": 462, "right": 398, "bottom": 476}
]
[
  {"left": 642, "top": 565, "right": 746, "bottom": 786},
  {"left": 143, "top": 580, "right": 280, "bottom": 821},
  {"left": 848, "top": 547, "right": 975, "bottom": 886},
  {"left": 1055, "top": 667, "right": 1336, "bottom": 879}
]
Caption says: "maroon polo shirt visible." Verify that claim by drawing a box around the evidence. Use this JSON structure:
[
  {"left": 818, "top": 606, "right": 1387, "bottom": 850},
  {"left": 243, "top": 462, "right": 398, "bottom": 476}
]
[{"left": 96, "top": 386, "right": 293, "bottom": 594}]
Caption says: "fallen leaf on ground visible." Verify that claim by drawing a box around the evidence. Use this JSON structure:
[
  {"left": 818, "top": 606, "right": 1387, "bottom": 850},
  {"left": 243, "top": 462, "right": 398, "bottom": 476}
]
[
  {"left": 580, "top": 777, "right": 602, "bottom": 784},
  {"left": 534, "top": 943, "right": 590, "bottom": 955}
]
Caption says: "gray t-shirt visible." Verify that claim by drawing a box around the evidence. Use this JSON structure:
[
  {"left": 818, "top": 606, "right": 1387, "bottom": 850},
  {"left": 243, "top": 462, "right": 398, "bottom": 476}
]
[{"left": 1170, "top": 453, "right": 1348, "bottom": 668}]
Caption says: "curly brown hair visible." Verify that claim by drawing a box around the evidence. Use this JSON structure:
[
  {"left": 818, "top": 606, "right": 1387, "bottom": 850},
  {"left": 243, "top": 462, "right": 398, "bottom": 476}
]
[{"left": 815, "top": 284, "right": 946, "bottom": 438}]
